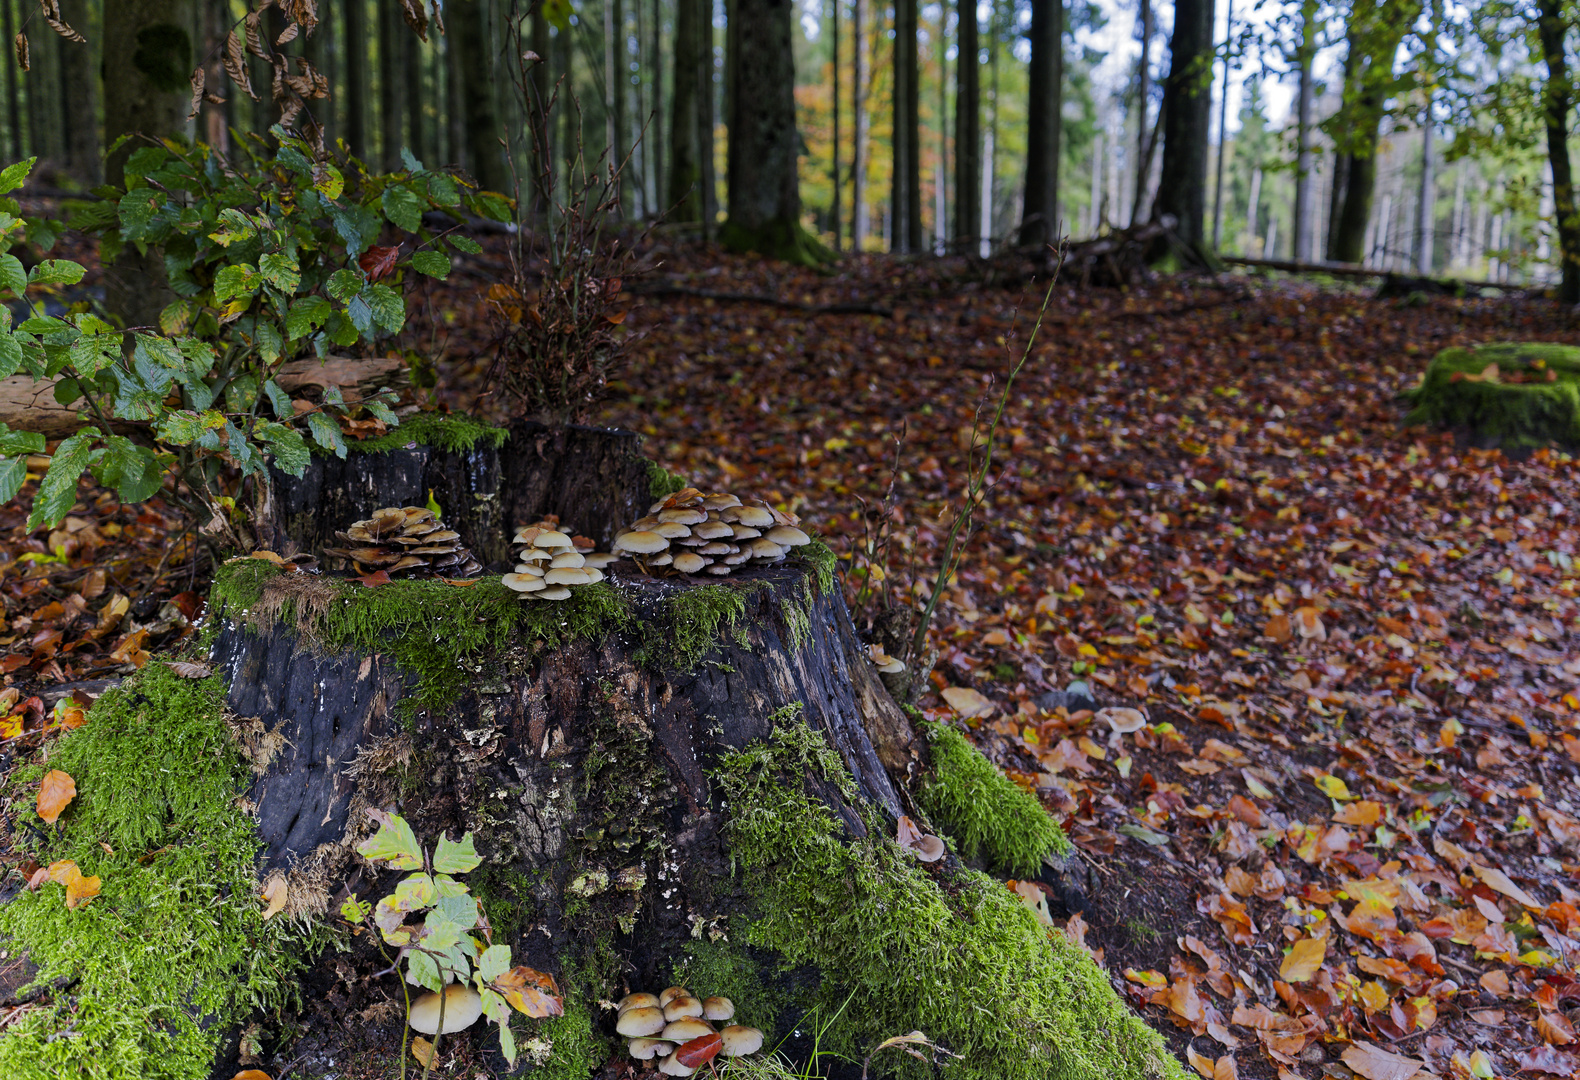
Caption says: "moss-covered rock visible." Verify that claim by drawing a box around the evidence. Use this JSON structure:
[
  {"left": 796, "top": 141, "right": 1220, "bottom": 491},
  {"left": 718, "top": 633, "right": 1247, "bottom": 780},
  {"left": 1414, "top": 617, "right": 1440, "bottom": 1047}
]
[
  {"left": 0, "top": 667, "right": 307, "bottom": 1080},
  {"left": 918, "top": 721, "right": 1071, "bottom": 878},
  {"left": 1402, "top": 342, "right": 1580, "bottom": 457},
  {"left": 714, "top": 725, "right": 1183, "bottom": 1080}
]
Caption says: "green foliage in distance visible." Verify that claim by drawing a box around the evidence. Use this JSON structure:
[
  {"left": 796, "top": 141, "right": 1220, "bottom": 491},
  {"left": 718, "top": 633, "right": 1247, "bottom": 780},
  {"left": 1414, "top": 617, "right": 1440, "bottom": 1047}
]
[
  {"left": 349, "top": 811, "right": 564, "bottom": 1070},
  {"left": 0, "top": 141, "right": 512, "bottom": 535}
]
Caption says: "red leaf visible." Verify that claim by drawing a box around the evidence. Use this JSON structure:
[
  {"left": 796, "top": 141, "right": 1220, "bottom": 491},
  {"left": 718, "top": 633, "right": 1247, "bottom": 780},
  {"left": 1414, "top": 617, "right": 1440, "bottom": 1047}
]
[
  {"left": 357, "top": 570, "right": 393, "bottom": 588},
  {"left": 675, "top": 1033, "right": 722, "bottom": 1069},
  {"left": 358, "top": 245, "right": 400, "bottom": 281}
]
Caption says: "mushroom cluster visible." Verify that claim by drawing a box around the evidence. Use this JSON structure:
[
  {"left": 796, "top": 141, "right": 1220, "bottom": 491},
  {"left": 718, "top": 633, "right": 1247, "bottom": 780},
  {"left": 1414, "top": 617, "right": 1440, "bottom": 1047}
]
[
  {"left": 614, "top": 985, "right": 764, "bottom": 1075},
  {"left": 501, "top": 518, "right": 618, "bottom": 601},
  {"left": 610, "top": 489, "right": 810, "bottom": 576},
  {"left": 323, "top": 507, "right": 482, "bottom": 578}
]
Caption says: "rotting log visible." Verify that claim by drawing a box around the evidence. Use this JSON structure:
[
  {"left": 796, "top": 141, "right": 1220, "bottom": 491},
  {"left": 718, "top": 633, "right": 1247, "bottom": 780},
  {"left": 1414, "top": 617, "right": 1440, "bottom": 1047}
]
[{"left": 268, "top": 419, "right": 665, "bottom": 566}]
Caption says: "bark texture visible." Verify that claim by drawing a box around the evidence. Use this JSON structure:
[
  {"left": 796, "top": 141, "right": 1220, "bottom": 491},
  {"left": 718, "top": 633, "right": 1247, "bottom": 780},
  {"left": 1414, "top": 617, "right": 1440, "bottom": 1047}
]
[
  {"left": 668, "top": 0, "right": 706, "bottom": 222},
  {"left": 954, "top": 0, "right": 980, "bottom": 255},
  {"left": 1018, "top": 0, "right": 1062, "bottom": 248},
  {"left": 1154, "top": 0, "right": 1213, "bottom": 248},
  {"left": 891, "top": 0, "right": 922, "bottom": 253},
  {"left": 1539, "top": 0, "right": 1580, "bottom": 303}
]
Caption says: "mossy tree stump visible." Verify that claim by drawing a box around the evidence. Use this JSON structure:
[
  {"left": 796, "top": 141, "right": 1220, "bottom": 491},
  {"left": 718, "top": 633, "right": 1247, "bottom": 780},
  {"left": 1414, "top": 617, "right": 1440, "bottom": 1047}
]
[{"left": 1402, "top": 342, "right": 1580, "bottom": 457}]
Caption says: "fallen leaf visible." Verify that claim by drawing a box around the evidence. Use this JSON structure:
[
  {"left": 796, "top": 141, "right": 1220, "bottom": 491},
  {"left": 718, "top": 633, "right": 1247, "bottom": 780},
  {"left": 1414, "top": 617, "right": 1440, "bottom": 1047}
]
[
  {"left": 231, "top": 1072, "right": 274, "bottom": 1080},
  {"left": 1340, "top": 1040, "right": 1424, "bottom": 1080},
  {"left": 165, "top": 660, "right": 212, "bottom": 679},
  {"left": 410, "top": 1036, "right": 434, "bottom": 1067},
  {"left": 1472, "top": 863, "right": 1543, "bottom": 910},
  {"left": 675, "top": 1032, "right": 723, "bottom": 1068},
  {"left": 494, "top": 965, "right": 564, "bottom": 1017},
  {"left": 1279, "top": 936, "right": 1327, "bottom": 983},
  {"left": 1097, "top": 707, "right": 1147, "bottom": 733},
  {"left": 358, "top": 569, "right": 393, "bottom": 588},
  {"left": 941, "top": 686, "right": 995, "bottom": 718},
  {"left": 37, "top": 769, "right": 76, "bottom": 824},
  {"left": 260, "top": 875, "right": 288, "bottom": 921}
]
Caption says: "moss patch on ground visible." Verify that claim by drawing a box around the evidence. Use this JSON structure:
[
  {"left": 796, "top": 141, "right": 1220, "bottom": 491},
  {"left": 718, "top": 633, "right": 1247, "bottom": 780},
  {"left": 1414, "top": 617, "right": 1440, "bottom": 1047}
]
[
  {"left": 0, "top": 666, "right": 305, "bottom": 1080},
  {"left": 715, "top": 724, "right": 1181, "bottom": 1080},
  {"left": 211, "top": 560, "right": 632, "bottom": 710},
  {"left": 918, "top": 721, "right": 1071, "bottom": 877},
  {"left": 338, "top": 412, "right": 509, "bottom": 456},
  {"left": 1402, "top": 342, "right": 1580, "bottom": 456}
]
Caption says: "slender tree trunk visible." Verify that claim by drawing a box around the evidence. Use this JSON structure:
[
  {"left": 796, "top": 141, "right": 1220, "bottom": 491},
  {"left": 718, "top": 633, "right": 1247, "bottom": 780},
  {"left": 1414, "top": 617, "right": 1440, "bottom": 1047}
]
[
  {"left": 1416, "top": 111, "right": 1433, "bottom": 273},
  {"left": 1292, "top": 0, "right": 1316, "bottom": 261},
  {"left": 379, "top": 0, "right": 402, "bottom": 168},
  {"left": 405, "top": 22, "right": 424, "bottom": 163},
  {"left": 698, "top": 0, "right": 717, "bottom": 231},
  {"left": 345, "top": 0, "right": 370, "bottom": 159},
  {"left": 1539, "top": 0, "right": 1580, "bottom": 302},
  {"left": 1154, "top": 0, "right": 1213, "bottom": 247},
  {"left": 831, "top": 0, "right": 841, "bottom": 249},
  {"left": 529, "top": 5, "right": 552, "bottom": 210},
  {"left": 1210, "top": 0, "right": 1232, "bottom": 250},
  {"left": 669, "top": 0, "right": 704, "bottom": 220},
  {"left": 1325, "top": 150, "right": 1349, "bottom": 258},
  {"left": 852, "top": 0, "right": 869, "bottom": 248},
  {"left": 650, "top": 0, "right": 664, "bottom": 208},
  {"left": 720, "top": 0, "right": 822, "bottom": 263},
  {"left": 892, "top": 0, "right": 921, "bottom": 251},
  {"left": 101, "top": 0, "right": 193, "bottom": 329},
  {"left": 954, "top": 0, "right": 979, "bottom": 255},
  {"left": 559, "top": 21, "right": 575, "bottom": 195},
  {"left": 614, "top": 0, "right": 628, "bottom": 209},
  {"left": 455, "top": 0, "right": 508, "bottom": 189},
  {"left": 59, "top": 0, "right": 100, "bottom": 182},
  {"left": 1133, "top": 0, "right": 1151, "bottom": 224},
  {"left": 1018, "top": 0, "right": 1061, "bottom": 248}
]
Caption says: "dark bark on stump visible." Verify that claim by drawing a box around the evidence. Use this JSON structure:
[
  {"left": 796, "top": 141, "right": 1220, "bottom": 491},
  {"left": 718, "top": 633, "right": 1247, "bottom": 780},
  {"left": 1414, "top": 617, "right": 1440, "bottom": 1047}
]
[{"left": 268, "top": 423, "right": 654, "bottom": 567}]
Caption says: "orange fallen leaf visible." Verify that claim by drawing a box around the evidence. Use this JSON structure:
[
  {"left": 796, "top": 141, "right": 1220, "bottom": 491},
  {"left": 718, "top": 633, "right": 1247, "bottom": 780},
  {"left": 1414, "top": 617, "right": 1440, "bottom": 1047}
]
[
  {"left": 494, "top": 965, "right": 564, "bottom": 1017},
  {"left": 232, "top": 1071, "right": 275, "bottom": 1080},
  {"left": 1263, "top": 614, "right": 1292, "bottom": 643},
  {"left": 1340, "top": 1039, "right": 1423, "bottom": 1080},
  {"left": 37, "top": 769, "right": 76, "bottom": 824},
  {"left": 260, "top": 875, "right": 288, "bottom": 921},
  {"left": 941, "top": 686, "right": 995, "bottom": 719},
  {"left": 1279, "top": 936, "right": 1327, "bottom": 983},
  {"left": 47, "top": 860, "right": 101, "bottom": 909},
  {"left": 410, "top": 1036, "right": 434, "bottom": 1067}
]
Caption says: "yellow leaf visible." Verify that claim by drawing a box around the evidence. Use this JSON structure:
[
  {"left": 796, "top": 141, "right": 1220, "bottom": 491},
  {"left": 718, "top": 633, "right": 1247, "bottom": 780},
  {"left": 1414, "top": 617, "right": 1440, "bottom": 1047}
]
[
  {"left": 1313, "top": 773, "right": 1352, "bottom": 801},
  {"left": 410, "top": 1036, "right": 434, "bottom": 1067},
  {"left": 36, "top": 769, "right": 76, "bottom": 824},
  {"left": 1187, "top": 1044, "right": 1216, "bottom": 1080},
  {"left": 1471, "top": 863, "right": 1543, "bottom": 910},
  {"left": 1359, "top": 980, "right": 1390, "bottom": 1012},
  {"left": 48, "top": 860, "right": 101, "bottom": 909},
  {"left": 260, "top": 874, "right": 288, "bottom": 921},
  {"left": 1279, "top": 936, "right": 1327, "bottom": 983}
]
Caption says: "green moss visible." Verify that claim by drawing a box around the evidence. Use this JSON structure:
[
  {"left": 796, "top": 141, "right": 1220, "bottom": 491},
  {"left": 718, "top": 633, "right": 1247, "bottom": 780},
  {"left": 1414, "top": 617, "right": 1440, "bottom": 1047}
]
[
  {"left": 673, "top": 940, "right": 780, "bottom": 1034},
  {"left": 797, "top": 539, "right": 837, "bottom": 595},
  {"left": 715, "top": 725, "right": 1179, "bottom": 1080},
  {"left": 646, "top": 459, "right": 688, "bottom": 500},
  {"left": 918, "top": 722, "right": 1071, "bottom": 877},
  {"left": 719, "top": 216, "right": 838, "bottom": 269},
  {"left": 638, "top": 583, "right": 755, "bottom": 673},
  {"left": 0, "top": 667, "right": 305, "bottom": 1080},
  {"left": 338, "top": 412, "right": 509, "bottom": 456},
  {"left": 210, "top": 561, "right": 632, "bottom": 710},
  {"left": 1402, "top": 342, "right": 1580, "bottom": 455}
]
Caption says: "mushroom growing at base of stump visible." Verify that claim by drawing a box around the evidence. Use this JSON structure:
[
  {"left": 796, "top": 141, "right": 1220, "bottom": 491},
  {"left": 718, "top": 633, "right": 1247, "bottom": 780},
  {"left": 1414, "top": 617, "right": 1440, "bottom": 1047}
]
[
  {"left": 323, "top": 506, "right": 483, "bottom": 578},
  {"left": 502, "top": 516, "right": 616, "bottom": 601},
  {"left": 616, "top": 986, "right": 763, "bottom": 1075}
]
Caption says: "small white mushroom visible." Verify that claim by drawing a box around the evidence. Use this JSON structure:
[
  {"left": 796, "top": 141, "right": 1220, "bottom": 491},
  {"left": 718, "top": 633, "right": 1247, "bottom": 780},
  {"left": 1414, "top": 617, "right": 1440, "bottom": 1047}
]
[
  {"left": 549, "top": 552, "right": 586, "bottom": 568},
  {"left": 766, "top": 525, "right": 811, "bottom": 547},
  {"left": 658, "top": 507, "right": 708, "bottom": 526},
  {"left": 698, "top": 541, "right": 735, "bottom": 556},
  {"left": 693, "top": 519, "right": 734, "bottom": 540},
  {"left": 702, "top": 996, "right": 734, "bottom": 1022},
  {"left": 502, "top": 573, "right": 544, "bottom": 592},
  {"left": 647, "top": 552, "right": 674, "bottom": 566},
  {"left": 703, "top": 493, "right": 743, "bottom": 511},
  {"left": 544, "top": 567, "right": 592, "bottom": 586},
  {"left": 730, "top": 525, "right": 762, "bottom": 540},
  {"left": 518, "top": 548, "right": 553, "bottom": 562},
  {"left": 582, "top": 566, "right": 606, "bottom": 584},
  {"left": 672, "top": 552, "right": 707, "bottom": 574},
  {"left": 408, "top": 985, "right": 483, "bottom": 1035},
  {"left": 532, "top": 529, "right": 573, "bottom": 548},
  {"left": 729, "top": 505, "right": 776, "bottom": 528},
  {"left": 616, "top": 1006, "right": 668, "bottom": 1037},
  {"left": 654, "top": 521, "right": 694, "bottom": 539},
  {"left": 664, "top": 995, "right": 704, "bottom": 1021},
  {"left": 657, "top": 1052, "right": 696, "bottom": 1076},
  {"left": 613, "top": 530, "right": 669, "bottom": 555},
  {"left": 719, "top": 1025, "right": 764, "bottom": 1056},
  {"left": 661, "top": 1018, "right": 715, "bottom": 1043},
  {"left": 629, "top": 1038, "right": 675, "bottom": 1060},
  {"left": 748, "top": 539, "right": 786, "bottom": 560},
  {"left": 583, "top": 552, "right": 618, "bottom": 569},
  {"left": 705, "top": 564, "right": 732, "bottom": 575},
  {"left": 658, "top": 987, "right": 692, "bottom": 1008},
  {"left": 528, "top": 585, "right": 572, "bottom": 600}
]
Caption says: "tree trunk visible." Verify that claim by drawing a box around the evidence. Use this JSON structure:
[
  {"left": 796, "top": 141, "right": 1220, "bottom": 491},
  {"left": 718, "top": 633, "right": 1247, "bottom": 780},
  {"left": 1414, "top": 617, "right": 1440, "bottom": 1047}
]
[
  {"left": 891, "top": 0, "right": 921, "bottom": 252},
  {"left": 404, "top": 19, "right": 425, "bottom": 165},
  {"left": 529, "top": 3, "right": 552, "bottom": 211},
  {"left": 954, "top": 0, "right": 979, "bottom": 256},
  {"left": 454, "top": 0, "right": 507, "bottom": 189},
  {"left": 698, "top": 0, "right": 717, "bottom": 231},
  {"left": 59, "top": 0, "right": 100, "bottom": 183},
  {"left": 2, "top": 0, "right": 20, "bottom": 159},
  {"left": 1131, "top": 0, "right": 1150, "bottom": 224},
  {"left": 614, "top": 0, "right": 628, "bottom": 211},
  {"left": 1539, "top": 0, "right": 1580, "bottom": 303},
  {"left": 851, "top": 0, "right": 869, "bottom": 248},
  {"left": 345, "top": 0, "right": 370, "bottom": 160},
  {"left": 379, "top": 0, "right": 402, "bottom": 169},
  {"left": 1154, "top": 0, "right": 1212, "bottom": 247},
  {"left": 1291, "top": 0, "right": 1316, "bottom": 262},
  {"left": 101, "top": 0, "right": 192, "bottom": 331},
  {"left": 720, "top": 0, "right": 827, "bottom": 264},
  {"left": 668, "top": 0, "right": 704, "bottom": 221},
  {"left": 1017, "top": 0, "right": 1060, "bottom": 248}
]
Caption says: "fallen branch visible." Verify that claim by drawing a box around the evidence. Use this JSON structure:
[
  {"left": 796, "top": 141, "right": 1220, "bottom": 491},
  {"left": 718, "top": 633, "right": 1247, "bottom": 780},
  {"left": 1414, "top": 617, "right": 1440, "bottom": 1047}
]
[{"left": 630, "top": 280, "right": 894, "bottom": 317}]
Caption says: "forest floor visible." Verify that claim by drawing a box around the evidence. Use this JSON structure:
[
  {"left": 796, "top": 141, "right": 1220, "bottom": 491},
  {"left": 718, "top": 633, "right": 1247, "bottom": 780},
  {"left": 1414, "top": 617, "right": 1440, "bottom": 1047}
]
[{"left": 3, "top": 233, "right": 1580, "bottom": 1080}]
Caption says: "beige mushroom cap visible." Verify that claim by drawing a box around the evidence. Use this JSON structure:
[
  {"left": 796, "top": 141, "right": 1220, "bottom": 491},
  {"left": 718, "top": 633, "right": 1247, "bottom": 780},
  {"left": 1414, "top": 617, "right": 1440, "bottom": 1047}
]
[
  {"left": 730, "top": 524, "right": 763, "bottom": 540},
  {"left": 616, "top": 1006, "right": 668, "bottom": 1037},
  {"left": 693, "top": 519, "right": 734, "bottom": 540},
  {"left": 703, "top": 493, "right": 743, "bottom": 511},
  {"left": 657, "top": 1052, "right": 696, "bottom": 1077},
  {"left": 660, "top": 1018, "right": 715, "bottom": 1043},
  {"left": 618, "top": 992, "right": 661, "bottom": 1014},
  {"left": 582, "top": 566, "right": 606, "bottom": 584},
  {"left": 654, "top": 521, "right": 694, "bottom": 539},
  {"left": 663, "top": 995, "right": 704, "bottom": 1021},
  {"left": 613, "top": 530, "right": 669, "bottom": 554},
  {"left": 702, "top": 996, "right": 734, "bottom": 1021},
  {"left": 532, "top": 529, "right": 573, "bottom": 548},
  {"left": 545, "top": 567, "right": 592, "bottom": 586},
  {"left": 629, "top": 1038, "right": 675, "bottom": 1060},
  {"left": 698, "top": 541, "right": 735, "bottom": 556},
  {"left": 658, "top": 507, "right": 708, "bottom": 525},
  {"left": 584, "top": 552, "right": 618, "bottom": 569},
  {"left": 719, "top": 1025, "right": 764, "bottom": 1056},
  {"left": 550, "top": 552, "right": 586, "bottom": 568},
  {"left": 748, "top": 539, "right": 786, "bottom": 560},
  {"left": 658, "top": 987, "right": 692, "bottom": 1007},
  {"left": 766, "top": 525, "right": 811, "bottom": 547},
  {"left": 502, "top": 573, "right": 546, "bottom": 592},
  {"left": 408, "top": 985, "right": 484, "bottom": 1035},
  {"left": 672, "top": 552, "right": 707, "bottom": 574},
  {"left": 525, "top": 585, "right": 572, "bottom": 600},
  {"left": 705, "top": 564, "right": 732, "bottom": 575},
  {"left": 729, "top": 505, "right": 776, "bottom": 528},
  {"left": 518, "top": 547, "right": 553, "bottom": 562},
  {"left": 646, "top": 552, "right": 674, "bottom": 566}
]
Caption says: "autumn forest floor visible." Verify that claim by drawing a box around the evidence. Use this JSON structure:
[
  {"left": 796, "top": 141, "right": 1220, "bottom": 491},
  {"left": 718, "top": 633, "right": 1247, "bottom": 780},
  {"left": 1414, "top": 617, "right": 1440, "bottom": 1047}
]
[{"left": 5, "top": 232, "right": 1580, "bottom": 1080}]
